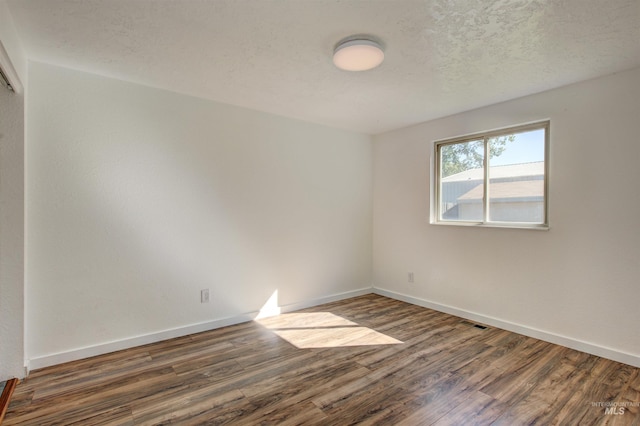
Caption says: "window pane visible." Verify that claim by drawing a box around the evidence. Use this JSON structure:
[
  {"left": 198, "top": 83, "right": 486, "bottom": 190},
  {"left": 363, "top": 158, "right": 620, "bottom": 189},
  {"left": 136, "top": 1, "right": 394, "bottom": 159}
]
[
  {"left": 488, "top": 129, "right": 545, "bottom": 223},
  {"left": 439, "top": 140, "right": 484, "bottom": 222}
]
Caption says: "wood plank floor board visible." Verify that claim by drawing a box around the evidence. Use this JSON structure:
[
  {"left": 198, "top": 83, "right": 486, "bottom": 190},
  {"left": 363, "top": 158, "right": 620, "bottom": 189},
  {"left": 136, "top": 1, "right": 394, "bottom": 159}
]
[
  {"left": 239, "top": 358, "right": 363, "bottom": 401},
  {"left": 314, "top": 380, "right": 408, "bottom": 425},
  {"left": 489, "top": 358, "right": 595, "bottom": 426},
  {"left": 156, "top": 351, "right": 325, "bottom": 410},
  {"left": 479, "top": 344, "right": 568, "bottom": 405},
  {"left": 523, "top": 359, "right": 593, "bottom": 415},
  {"left": 6, "top": 294, "right": 640, "bottom": 425},
  {"left": 430, "top": 390, "right": 506, "bottom": 426},
  {"left": 451, "top": 341, "right": 523, "bottom": 379},
  {"left": 66, "top": 405, "right": 134, "bottom": 426},
  {"left": 354, "top": 323, "right": 472, "bottom": 371},
  {"left": 397, "top": 343, "right": 492, "bottom": 396},
  {"left": 217, "top": 344, "right": 307, "bottom": 373},
  {"left": 557, "top": 378, "right": 630, "bottom": 425},
  {"left": 237, "top": 400, "right": 328, "bottom": 426},
  {"left": 32, "top": 355, "right": 167, "bottom": 400},
  {"left": 172, "top": 357, "right": 244, "bottom": 380},
  {"left": 133, "top": 388, "right": 248, "bottom": 425},
  {"left": 483, "top": 329, "right": 529, "bottom": 351},
  {"left": 127, "top": 378, "right": 224, "bottom": 418},
  {"left": 146, "top": 341, "right": 236, "bottom": 366},
  {"left": 4, "top": 368, "right": 178, "bottom": 426},
  {"left": 394, "top": 373, "right": 477, "bottom": 425},
  {"left": 237, "top": 365, "right": 372, "bottom": 425},
  {"left": 32, "top": 365, "right": 177, "bottom": 404}
]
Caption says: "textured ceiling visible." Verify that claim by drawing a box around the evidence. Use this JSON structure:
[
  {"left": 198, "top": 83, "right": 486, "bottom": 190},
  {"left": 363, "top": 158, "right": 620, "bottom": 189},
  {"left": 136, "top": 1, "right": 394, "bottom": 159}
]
[{"left": 6, "top": 0, "right": 640, "bottom": 134}]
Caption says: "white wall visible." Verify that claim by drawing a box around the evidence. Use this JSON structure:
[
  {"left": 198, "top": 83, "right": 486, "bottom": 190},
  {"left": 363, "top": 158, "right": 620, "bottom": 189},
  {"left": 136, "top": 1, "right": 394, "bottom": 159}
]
[
  {"left": 373, "top": 68, "right": 640, "bottom": 366},
  {"left": 20, "top": 57, "right": 640, "bottom": 371},
  {"left": 0, "top": 0, "right": 26, "bottom": 381},
  {"left": 26, "top": 62, "right": 372, "bottom": 367}
]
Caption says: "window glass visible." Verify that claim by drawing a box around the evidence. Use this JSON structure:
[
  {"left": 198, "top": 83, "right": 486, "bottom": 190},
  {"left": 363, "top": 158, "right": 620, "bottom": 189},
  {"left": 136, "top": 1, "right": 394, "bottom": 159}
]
[
  {"left": 488, "top": 129, "right": 545, "bottom": 223},
  {"left": 434, "top": 122, "right": 548, "bottom": 229},
  {"left": 439, "top": 140, "right": 484, "bottom": 222}
]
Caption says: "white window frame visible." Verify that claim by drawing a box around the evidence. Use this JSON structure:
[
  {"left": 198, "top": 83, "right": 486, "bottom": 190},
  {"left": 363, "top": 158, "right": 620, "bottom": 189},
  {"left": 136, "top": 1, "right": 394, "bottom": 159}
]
[{"left": 431, "top": 121, "right": 550, "bottom": 230}]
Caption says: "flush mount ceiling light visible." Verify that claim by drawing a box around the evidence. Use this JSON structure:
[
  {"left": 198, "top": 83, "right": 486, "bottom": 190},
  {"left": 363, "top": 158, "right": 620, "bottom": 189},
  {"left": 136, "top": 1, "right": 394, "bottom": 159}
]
[{"left": 333, "top": 37, "right": 384, "bottom": 71}]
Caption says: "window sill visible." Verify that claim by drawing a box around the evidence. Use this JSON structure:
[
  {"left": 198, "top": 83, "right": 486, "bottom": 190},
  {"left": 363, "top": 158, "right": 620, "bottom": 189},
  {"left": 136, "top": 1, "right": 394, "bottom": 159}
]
[{"left": 430, "top": 221, "right": 549, "bottom": 231}]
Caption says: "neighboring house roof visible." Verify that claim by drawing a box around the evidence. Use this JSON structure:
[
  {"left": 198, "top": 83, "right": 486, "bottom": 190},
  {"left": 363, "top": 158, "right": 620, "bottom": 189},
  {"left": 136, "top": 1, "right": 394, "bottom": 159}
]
[
  {"left": 442, "top": 161, "right": 544, "bottom": 183},
  {"left": 458, "top": 179, "right": 544, "bottom": 202}
]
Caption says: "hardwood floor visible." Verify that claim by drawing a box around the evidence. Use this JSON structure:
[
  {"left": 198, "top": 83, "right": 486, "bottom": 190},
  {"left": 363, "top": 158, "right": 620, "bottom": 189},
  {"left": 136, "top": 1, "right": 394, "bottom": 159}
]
[{"left": 5, "top": 294, "right": 640, "bottom": 425}]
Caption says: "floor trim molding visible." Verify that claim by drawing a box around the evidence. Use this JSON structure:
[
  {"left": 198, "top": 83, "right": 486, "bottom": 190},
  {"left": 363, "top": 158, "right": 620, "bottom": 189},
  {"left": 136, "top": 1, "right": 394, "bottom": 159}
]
[
  {"left": 29, "top": 286, "right": 639, "bottom": 371},
  {"left": 374, "top": 287, "right": 640, "bottom": 368},
  {"left": 27, "top": 287, "right": 372, "bottom": 372}
]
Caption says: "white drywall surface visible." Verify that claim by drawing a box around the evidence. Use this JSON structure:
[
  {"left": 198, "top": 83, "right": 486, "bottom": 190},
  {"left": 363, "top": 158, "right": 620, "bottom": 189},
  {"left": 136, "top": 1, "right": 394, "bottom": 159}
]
[
  {"left": 373, "top": 68, "right": 640, "bottom": 363},
  {"left": 26, "top": 62, "right": 372, "bottom": 363}
]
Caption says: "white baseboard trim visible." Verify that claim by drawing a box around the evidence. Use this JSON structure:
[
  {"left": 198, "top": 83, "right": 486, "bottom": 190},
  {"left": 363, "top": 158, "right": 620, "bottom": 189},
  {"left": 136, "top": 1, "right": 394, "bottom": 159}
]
[
  {"left": 279, "top": 287, "right": 372, "bottom": 314},
  {"left": 27, "top": 287, "right": 373, "bottom": 371},
  {"left": 27, "top": 314, "right": 257, "bottom": 371},
  {"left": 374, "top": 287, "right": 640, "bottom": 368}
]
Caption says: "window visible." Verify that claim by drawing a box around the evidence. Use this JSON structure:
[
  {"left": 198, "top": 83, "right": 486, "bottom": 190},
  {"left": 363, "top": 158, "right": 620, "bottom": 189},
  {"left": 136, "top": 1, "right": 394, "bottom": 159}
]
[{"left": 433, "top": 121, "right": 549, "bottom": 229}]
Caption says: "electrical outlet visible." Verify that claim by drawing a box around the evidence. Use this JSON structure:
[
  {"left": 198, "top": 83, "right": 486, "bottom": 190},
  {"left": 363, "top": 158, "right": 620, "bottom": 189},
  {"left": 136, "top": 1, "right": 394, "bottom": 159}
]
[
  {"left": 201, "top": 289, "right": 210, "bottom": 303},
  {"left": 408, "top": 272, "right": 414, "bottom": 283}
]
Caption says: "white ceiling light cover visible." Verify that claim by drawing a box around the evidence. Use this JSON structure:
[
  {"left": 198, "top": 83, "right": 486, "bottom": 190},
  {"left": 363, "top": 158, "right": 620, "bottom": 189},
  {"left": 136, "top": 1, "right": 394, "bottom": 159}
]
[{"left": 333, "top": 39, "right": 384, "bottom": 71}]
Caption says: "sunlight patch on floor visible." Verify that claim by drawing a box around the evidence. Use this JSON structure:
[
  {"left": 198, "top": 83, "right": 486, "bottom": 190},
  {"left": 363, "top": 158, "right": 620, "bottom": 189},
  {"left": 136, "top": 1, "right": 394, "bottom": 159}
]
[{"left": 256, "top": 312, "right": 403, "bottom": 348}]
